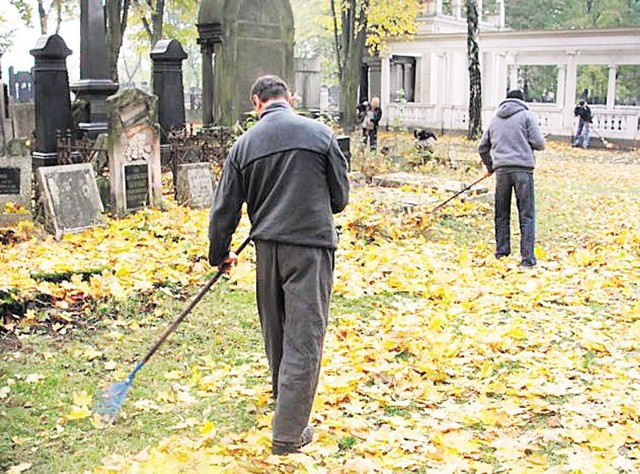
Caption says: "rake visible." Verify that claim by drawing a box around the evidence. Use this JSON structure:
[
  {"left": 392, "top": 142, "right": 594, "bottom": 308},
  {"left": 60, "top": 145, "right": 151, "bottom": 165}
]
[
  {"left": 429, "top": 174, "right": 489, "bottom": 214},
  {"left": 94, "top": 237, "right": 252, "bottom": 422}
]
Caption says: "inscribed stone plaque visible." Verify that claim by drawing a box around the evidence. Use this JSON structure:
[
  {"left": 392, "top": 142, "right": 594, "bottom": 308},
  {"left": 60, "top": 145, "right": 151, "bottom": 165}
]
[
  {"left": 37, "top": 163, "right": 104, "bottom": 240},
  {"left": 176, "top": 163, "right": 214, "bottom": 208},
  {"left": 124, "top": 164, "right": 149, "bottom": 210},
  {"left": 0, "top": 168, "right": 20, "bottom": 195},
  {"left": 0, "top": 156, "right": 32, "bottom": 226},
  {"left": 107, "top": 88, "right": 162, "bottom": 216}
]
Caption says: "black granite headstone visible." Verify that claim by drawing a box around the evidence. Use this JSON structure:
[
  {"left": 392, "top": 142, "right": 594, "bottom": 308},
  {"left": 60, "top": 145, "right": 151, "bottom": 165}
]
[
  {"left": 151, "top": 39, "right": 188, "bottom": 143},
  {"left": 30, "top": 34, "right": 73, "bottom": 168},
  {"left": 337, "top": 135, "right": 351, "bottom": 170},
  {"left": 0, "top": 167, "right": 21, "bottom": 195},
  {"left": 70, "top": 0, "right": 118, "bottom": 135},
  {"left": 124, "top": 164, "right": 149, "bottom": 210}
]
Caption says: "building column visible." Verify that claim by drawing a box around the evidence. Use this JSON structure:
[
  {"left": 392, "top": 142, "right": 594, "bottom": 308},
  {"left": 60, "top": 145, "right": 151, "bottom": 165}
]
[
  {"left": 380, "top": 54, "right": 391, "bottom": 122},
  {"left": 201, "top": 43, "right": 214, "bottom": 126},
  {"left": 556, "top": 65, "right": 566, "bottom": 108},
  {"left": 453, "top": 0, "right": 462, "bottom": 19},
  {"left": 606, "top": 64, "right": 617, "bottom": 110},
  {"left": 435, "top": 0, "right": 443, "bottom": 15},
  {"left": 509, "top": 65, "right": 518, "bottom": 91},
  {"left": 496, "top": 53, "right": 508, "bottom": 102},
  {"left": 482, "top": 52, "right": 495, "bottom": 106},
  {"left": 564, "top": 51, "right": 578, "bottom": 132},
  {"left": 498, "top": 0, "right": 505, "bottom": 28},
  {"left": 478, "top": 0, "right": 484, "bottom": 23}
]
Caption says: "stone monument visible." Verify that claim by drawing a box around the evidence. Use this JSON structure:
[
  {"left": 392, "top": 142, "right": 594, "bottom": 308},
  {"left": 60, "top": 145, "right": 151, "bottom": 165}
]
[
  {"left": 197, "top": 0, "right": 294, "bottom": 126},
  {"left": 30, "top": 34, "right": 74, "bottom": 169},
  {"left": 0, "top": 54, "right": 6, "bottom": 155},
  {"left": 36, "top": 163, "right": 104, "bottom": 239},
  {"left": 0, "top": 155, "right": 32, "bottom": 226},
  {"left": 150, "top": 39, "right": 188, "bottom": 143},
  {"left": 106, "top": 88, "right": 163, "bottom": 215},
  {"left": 71, "top": 0, "right": 119, "bottom": 136},
  {"left": 176, "top": 162, "right": 214, "bottom": 208}
]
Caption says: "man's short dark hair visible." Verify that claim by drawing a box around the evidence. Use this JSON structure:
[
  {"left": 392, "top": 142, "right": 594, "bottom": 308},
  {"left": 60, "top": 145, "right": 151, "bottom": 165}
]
[
  {"left": 506, "top": 89, "right": 525, "bottom": 100},
  {"left": 251, "top": 75, "right": 290, "bottom": 102},
  {"left": 578, "top": 100, "right": 585, "bottom": 106}
]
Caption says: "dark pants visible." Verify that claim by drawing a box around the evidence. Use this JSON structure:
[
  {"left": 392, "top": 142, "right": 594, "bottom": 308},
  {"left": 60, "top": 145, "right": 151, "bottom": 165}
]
[
  {"left": 368, "top": 127, "right": 378, "bottom": 151},
  {"left": 255, "top": 240, "right": 334, "bottom": 443},
  {"left": 494, "top": 170, "right": 536, "bottom": 265}
]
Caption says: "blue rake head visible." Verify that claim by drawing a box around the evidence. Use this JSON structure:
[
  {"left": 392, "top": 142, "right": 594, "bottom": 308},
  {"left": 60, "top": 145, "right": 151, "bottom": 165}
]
[{"left": 94, "top": 378, "right": 133, "bottom": 422}]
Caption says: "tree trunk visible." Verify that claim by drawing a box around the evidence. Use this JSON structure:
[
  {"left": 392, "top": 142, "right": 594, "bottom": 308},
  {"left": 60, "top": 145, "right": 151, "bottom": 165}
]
[
  {"left": 466, "top": 0, "right": 482, "bottom": 139},
  {"left": 138, "top": 0, "right": 164, "bottom": 47},
  {"left": 332, "top": 0, "right": 368, "bottom": 130},
  {"left": 37, "top": 0, "right": 48, "bottom": 34},
  {"left": 105, "top": 0, "right": 131, "bottom": 83},
  {"left": 151, "top": 0, "right": 164, "bottom": 46}
]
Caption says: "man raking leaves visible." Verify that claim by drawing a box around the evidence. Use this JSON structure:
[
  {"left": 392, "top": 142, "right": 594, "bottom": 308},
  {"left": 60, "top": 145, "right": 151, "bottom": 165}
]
[
  {"left": 209, "top": 75, "right": 350, "bottom": 455},
  {"left": 478, "top": 89, "right": 546, "bottom": 267}
]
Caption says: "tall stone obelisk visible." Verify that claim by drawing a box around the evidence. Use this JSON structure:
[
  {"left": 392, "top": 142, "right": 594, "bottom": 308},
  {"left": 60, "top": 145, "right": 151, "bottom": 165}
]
[{"left": 71, "top": 0, "right": 118, "bottom": 136}]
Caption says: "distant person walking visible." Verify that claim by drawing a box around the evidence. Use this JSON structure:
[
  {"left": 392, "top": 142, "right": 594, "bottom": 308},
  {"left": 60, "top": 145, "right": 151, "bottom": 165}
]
[
  {"left": 209, "top": 75, "right": 349, "bottom": 455},
  {"left": 477, "top": 89, "right": 546, "bottom": 267},
  {"left": 362, "top": 96, "right": 382, "bottom": 152},
  {"left": 573, "top": 100, "right": 593, "bottom": 149}
]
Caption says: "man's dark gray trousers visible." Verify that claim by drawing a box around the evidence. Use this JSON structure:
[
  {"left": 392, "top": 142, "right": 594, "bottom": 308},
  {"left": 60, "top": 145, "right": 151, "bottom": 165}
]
[{"left": 255, "top": 240, "right": 334, "bottom": 443}]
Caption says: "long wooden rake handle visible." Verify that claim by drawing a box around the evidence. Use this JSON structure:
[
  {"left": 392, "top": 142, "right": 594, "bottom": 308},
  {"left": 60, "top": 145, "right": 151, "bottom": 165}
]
[
  {"left": 429, "top": 175, "right": 488, "bottom": 214},
  {"left": 129, "top": 237, "right": 252, "bottom": 378}
]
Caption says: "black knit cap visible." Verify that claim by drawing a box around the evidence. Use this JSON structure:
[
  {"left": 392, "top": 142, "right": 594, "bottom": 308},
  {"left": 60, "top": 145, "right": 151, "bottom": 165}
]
[{"left": 506, "top": 89, "right": 525, "bottom": 100}]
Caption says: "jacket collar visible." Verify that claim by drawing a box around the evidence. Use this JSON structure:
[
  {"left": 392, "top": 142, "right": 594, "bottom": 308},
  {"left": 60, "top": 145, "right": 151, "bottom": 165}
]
[{"left": 259, "top": 101, "right": 292, "bottom": 118}]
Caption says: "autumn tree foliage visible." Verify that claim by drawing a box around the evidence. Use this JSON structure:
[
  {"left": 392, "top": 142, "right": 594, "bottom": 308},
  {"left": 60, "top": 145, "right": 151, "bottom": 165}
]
[{"left": 330, "top": 0, "right": 422, "bottom": 129}]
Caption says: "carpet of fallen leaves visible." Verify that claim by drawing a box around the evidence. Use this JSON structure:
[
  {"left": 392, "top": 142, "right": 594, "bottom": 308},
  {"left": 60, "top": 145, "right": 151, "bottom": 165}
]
[{"left": 2, "top": 142, "right": 640, "bottom": 473}]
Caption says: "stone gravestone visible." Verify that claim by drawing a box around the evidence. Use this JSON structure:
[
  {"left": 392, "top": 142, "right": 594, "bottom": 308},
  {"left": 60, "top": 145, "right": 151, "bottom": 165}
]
[
  {"left": 106, "top": 88, "right": 163, "bottom": 215},
  {"left": 150, "top": 39, "right": 188, "bottom": 143},
  {"left": 71, "top": 0, "right": 119, "bottom": 136},
  {"left": 0, "top": 156, "right": 32, "bottom": 226},
  {"left": 197, "top": 0, "right": 294, "bottom": 126},
  {"left": 176, "top": 162, "right": 214, "bottom": 209},
  {"left": 36, "top": 163, "right": 104, "bottom": 240},
  {"left": 337, "top": 136, "right": 351, "bottom": 170},
  {"left": 30, "top": 34, "right": 73, "bottom": 168}
]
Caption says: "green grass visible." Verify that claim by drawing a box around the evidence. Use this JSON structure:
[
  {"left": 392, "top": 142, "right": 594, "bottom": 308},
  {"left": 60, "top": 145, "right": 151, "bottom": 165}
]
[
  {"left": 0, "top": 282, "right": 263, "bottom": 473},
  {"left": 0, "top": 282, "right": 404, "bottom": 473}
]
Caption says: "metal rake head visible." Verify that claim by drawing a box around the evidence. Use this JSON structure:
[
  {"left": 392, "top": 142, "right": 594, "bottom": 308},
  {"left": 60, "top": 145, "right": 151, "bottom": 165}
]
[{"left": 93, "top": 378, "right": 132, "bottom": 422}]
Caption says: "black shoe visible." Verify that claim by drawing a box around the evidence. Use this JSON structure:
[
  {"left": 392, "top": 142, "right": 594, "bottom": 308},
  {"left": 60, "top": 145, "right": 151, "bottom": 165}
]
[
  {"left": 520, "top": 261, "right": 537, "bottom": 267},
  {"left": 272, "top": 425, "right": 313, "bottom": 455}
]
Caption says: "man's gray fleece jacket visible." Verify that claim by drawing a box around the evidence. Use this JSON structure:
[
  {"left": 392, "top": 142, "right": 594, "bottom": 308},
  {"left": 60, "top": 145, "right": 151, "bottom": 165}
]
[
  {"left": 208, "top": 102, "right": 350, "bottom": 266},
  {"left": 478, "top": 98, "right": 546, "bottom": 172}
]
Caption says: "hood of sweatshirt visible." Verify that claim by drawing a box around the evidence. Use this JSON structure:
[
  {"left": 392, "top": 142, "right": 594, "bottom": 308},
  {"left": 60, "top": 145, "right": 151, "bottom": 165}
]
[{"left": 496, "top": 98, "right": 528, "bottom": 118}]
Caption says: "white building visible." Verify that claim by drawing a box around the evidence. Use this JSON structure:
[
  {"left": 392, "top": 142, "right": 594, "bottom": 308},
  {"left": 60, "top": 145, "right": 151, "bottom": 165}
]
[{"left": 372, "top": 0, "right": 640, "bottom": 144}]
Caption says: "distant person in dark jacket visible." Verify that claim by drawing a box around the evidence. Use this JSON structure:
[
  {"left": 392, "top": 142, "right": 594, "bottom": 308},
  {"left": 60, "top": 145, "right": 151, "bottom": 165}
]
[
  {"left": 478, "top": 89, "right": 546, "bottom": 267},
  {"left": 573, "top": 100, "right": 592, "bottom": 149},
  {"left": 209, "top": 75, "right": 349, "bottom": 455},
  {"left": 363, "top": 96, "right": 382, "bottom": 152}
]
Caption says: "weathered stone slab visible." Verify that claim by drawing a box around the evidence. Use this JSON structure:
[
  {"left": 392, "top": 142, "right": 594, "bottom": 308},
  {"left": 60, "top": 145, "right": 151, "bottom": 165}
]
[
  {"left": 463, "top": 191, "right": 495, "bottom": 205},
  {"left": 371, "top": 172, "right": 488, "bottom": 195},
  {"left": 107, "top": 88, "right": 163, "bottom": 215},
  {"left": 348, "top": 171, "right": 367, "bottom": 188},
  {"left": 176, "top": 162, "right": 214, "bottom": 208},
  {"left": 0, "top": 156, "right": 33, "bottom": 226},
  {"left": 36, "top": 163, "right": 104, "bottom": 240}
]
